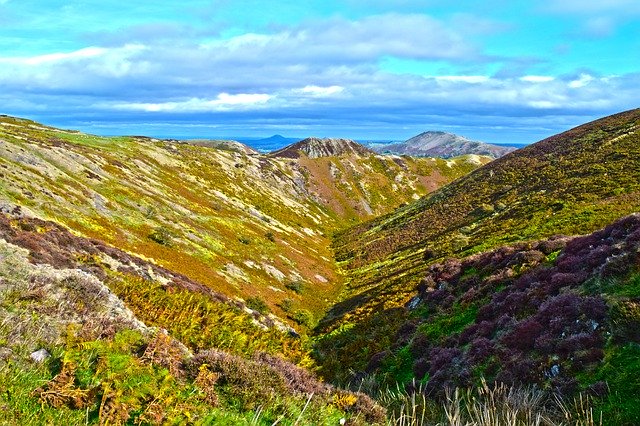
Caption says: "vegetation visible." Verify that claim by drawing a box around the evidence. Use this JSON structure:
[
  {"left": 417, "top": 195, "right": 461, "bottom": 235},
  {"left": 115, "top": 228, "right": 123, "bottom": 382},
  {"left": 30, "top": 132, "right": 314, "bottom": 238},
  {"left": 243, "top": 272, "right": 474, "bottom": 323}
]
[
  {"left": 0, "top": 114, "right": 479, "bottom": 323},
  {"left": 3, "top": 110, "right": 640, "bottom": 424}
]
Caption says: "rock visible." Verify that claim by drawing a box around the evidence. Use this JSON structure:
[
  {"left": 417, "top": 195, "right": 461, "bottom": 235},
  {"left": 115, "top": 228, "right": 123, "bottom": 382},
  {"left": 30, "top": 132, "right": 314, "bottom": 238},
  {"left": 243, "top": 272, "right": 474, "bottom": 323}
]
[{"left": 30, "top": 348, "right": 50, "bottom": 363}]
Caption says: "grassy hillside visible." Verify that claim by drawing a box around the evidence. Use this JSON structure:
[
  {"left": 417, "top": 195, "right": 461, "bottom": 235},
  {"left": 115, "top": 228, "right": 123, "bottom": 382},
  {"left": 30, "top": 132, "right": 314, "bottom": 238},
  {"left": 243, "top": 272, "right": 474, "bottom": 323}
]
[
  {"left": 0, "top": 115, "right": 484, "bottom": 324},
  {"left": 0, "top": 217, "right": 386, "bottom": 424},
  {"left": 318, "top": 214, "right": 640, "bottom": 424},
  {"left": 0, "top": 115, "right": 491, "bottom": 424},
  {"left": 314, "top": 108, "right": 640, "bottom": 423},
  {"left": 324, "top": 108, "right": 640, "bottom": 332}
]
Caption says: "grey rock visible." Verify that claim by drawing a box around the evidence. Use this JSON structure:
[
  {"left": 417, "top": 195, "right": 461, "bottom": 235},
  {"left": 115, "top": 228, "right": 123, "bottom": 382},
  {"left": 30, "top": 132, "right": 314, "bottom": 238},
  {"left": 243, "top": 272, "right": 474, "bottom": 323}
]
[{"left": 30, "top": 348, "right": 51, "bottom": 363}]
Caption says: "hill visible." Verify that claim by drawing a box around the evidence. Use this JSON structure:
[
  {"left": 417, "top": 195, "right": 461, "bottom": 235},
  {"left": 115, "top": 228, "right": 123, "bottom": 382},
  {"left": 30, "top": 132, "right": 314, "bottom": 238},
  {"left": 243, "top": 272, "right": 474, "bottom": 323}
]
[
  {"left": 269, "top": 137, "right": 376, "bottom": 159},
  {"left": 315, "top": 108, "right": 640, "bottom": 421},
  {"left": 372, "top": 131, "right": 516, "bottom": 158},
  {"left": 0, "top": 114, "right": 485, "bottom": 336},
  {"left": 319, "top": 214, "right": 640, "bottom": 424}
]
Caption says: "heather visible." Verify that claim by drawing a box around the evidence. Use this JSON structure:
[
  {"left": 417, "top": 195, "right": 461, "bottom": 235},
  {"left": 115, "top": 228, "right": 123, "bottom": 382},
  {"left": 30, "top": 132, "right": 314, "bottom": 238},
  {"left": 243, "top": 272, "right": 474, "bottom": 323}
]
[{"left": 317, "top": 214, "right": 640, "bottom": 424}]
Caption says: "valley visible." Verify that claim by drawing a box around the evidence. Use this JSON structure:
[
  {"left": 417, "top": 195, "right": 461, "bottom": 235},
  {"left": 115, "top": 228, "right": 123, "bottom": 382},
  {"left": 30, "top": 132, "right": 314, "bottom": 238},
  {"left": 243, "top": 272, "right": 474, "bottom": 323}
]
[{"left": 1, "top": 109, "right": 640, "bottom": 424}]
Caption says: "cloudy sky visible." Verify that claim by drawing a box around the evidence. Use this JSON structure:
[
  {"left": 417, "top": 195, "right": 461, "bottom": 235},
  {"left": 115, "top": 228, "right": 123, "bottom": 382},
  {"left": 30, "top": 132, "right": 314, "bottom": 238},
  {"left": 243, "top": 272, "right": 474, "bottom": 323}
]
[{"left": 1, "top": 0, "right": 638, "bottom": 143}]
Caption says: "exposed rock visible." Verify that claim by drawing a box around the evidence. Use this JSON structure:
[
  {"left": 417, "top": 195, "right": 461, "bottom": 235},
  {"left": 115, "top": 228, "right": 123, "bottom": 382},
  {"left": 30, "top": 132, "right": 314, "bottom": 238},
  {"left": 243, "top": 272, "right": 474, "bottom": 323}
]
[{"left": 30, "top": 348, "right": 50, "bottom": 363}]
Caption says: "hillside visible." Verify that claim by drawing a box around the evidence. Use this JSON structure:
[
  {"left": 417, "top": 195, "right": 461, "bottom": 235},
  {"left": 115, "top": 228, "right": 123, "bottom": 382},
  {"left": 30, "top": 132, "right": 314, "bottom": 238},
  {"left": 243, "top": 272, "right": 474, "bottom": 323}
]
[
  {"left": 316, "top": 108, "right": 640, "bottom": 420},
  {"left": 329, "top": 108, "right": 640, "bottom": 318},
  {"left": 372, "top": 131, "right": 515, "bottom": 158},
  {"left": 0, "top": 115, "right": 486, "bottom": 324},
  {"left": 0, "top": 115, "right": 492, "bottom": 424},
  {"left": 318, "top": 214, "right": 640, "bottom": 423},
  {"left": 0, "top": 213, "right": 386, "bottom": 424}
]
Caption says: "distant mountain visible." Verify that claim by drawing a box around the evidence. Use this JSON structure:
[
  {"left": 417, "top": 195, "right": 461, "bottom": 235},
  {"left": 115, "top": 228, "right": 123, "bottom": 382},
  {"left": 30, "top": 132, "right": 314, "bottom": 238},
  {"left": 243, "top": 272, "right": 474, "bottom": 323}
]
[
  {"left": 238, "top": 134, "right": 302, "bottom": 152},
  {"left": 269, "top": 137, "right": 375, "bottom": 159},
  {"left": 372, "top": 131, "right": 516, "bottom": 158}
]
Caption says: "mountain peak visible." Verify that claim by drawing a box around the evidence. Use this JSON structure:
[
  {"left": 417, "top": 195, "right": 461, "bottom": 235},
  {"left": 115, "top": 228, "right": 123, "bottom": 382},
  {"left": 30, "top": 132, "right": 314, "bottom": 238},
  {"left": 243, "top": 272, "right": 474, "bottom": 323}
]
[
  {"left": 269, "top": 137, "right": 375, "bottom": 159},
  {"left": 374, "top": 131, "right": 515, "bottom": 158}
]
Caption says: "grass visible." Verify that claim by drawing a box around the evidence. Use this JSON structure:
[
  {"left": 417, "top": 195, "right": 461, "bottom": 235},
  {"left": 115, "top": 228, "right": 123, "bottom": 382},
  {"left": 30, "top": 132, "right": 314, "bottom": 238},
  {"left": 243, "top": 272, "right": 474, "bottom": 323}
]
[
  {"left": 317, "top": 109, "right": 640, "bottom": 383},
  {"left": 364, "top": 378, "right": 602, "bottom": 426},
  {"left": 418, "top": 303, "right": 479, "bottom": 343}
]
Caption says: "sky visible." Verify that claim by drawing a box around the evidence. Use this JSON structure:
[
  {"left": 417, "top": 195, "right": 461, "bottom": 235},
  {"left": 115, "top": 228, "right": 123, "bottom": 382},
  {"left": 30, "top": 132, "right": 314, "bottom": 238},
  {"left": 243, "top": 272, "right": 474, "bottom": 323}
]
[{"left": 0, "top": 1, "right": 638, "bottom": 144}]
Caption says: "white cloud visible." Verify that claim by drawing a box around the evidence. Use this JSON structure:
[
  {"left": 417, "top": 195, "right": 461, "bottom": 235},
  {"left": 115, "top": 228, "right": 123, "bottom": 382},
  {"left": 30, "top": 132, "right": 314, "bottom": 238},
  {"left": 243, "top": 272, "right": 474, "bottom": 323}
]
[
  {"left": 520, "top": 76, "right": 555, "bottom": 83},
  {"left": 568, "top": 74, "right": 594, "bottom": 88},
  {"left": 201, "top": 13, "right": 478, "bottom": 63},
  {"left": 435, "top": 76, "right": 490, "bottom": 84},
  {"left": 297, "top": 85, "right": 344, "bottom": 97},
  {"left": 113, "top": 93, "right": 273, "bottom": 112},
  {"left": 3, "top": 47, "right": 107, "bottom": 65},
  {"left": 0, "top": 12, "right": 636, "bottom": 143}
]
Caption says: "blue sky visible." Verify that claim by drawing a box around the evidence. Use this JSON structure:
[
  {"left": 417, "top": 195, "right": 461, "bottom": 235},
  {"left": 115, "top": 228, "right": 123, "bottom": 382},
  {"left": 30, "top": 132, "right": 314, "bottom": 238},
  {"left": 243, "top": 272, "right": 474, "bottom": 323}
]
[{"left": 0, "top": 1, "right": 638, "bottom": 143}]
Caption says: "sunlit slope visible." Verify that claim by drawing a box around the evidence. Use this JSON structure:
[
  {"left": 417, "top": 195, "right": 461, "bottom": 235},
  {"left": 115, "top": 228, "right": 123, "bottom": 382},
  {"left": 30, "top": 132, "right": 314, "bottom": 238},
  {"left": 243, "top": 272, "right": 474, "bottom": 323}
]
[
  {"left": 0, "top": 115, "right": 486, "bottom": 320},
  {"left": 327, "top": 108, "right": 640, "bottom": 329}
]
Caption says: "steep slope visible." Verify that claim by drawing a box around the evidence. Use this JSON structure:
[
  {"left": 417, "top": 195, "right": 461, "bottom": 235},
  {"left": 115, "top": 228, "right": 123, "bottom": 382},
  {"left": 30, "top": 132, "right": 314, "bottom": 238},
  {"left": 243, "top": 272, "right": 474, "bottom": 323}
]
[
  {"left": 318, "top": 108, "right": 640, "bottom": 384},
  {"left": 0, "top": 115, "right": 487, "bottom": 326},
  {"left": 373, "top": 131, "right": 515, "bottom": 158},
  {"left": 287, "top": 151, "right": 489, "bottom": 221},
  {"left": 330, "top": 109, "right": 640, "bottom": 317}
]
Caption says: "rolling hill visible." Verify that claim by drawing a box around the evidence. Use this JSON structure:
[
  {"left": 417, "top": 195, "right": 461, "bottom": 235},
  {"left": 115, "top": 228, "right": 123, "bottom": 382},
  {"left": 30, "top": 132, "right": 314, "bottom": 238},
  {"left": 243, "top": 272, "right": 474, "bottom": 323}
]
[
  {"left": 4, "top": 109, "right": 640, "bottom": 424},
  {"left": 0, "top": 115, "right": 487, "bottom": 322}
]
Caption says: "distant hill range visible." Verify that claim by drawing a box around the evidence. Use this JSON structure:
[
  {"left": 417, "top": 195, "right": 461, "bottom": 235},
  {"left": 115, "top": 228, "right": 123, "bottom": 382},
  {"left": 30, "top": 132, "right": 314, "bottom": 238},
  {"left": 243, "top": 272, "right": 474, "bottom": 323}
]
[
  {"left": 269, "top": 137, "right": 375, "bottom": 159},
  {"left": 238, "top": 134, "right": 301, "bottom": 152},
  {"left": 370, "top": 131, "right": 516, "bottom": 158}
]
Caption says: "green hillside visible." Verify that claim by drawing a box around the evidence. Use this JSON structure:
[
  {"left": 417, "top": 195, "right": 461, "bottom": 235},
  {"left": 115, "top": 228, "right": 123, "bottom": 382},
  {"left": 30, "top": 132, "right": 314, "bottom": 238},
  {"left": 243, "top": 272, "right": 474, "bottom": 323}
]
[
  {"left": 315, "top": 108, "right": 640, "bottom": 423},
  {"left": 0, "top": 115, "right": 482, "bottom": 322},
  {"left": 324, "top": 108, "right": 640, "bottom": 332}
]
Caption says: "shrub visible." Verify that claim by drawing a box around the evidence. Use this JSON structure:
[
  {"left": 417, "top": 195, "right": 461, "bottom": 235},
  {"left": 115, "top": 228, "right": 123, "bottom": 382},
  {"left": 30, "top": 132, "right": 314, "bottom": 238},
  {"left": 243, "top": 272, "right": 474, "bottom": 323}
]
[
  {"left": 279, "top": 298, "right": 294, "bottom": 313},
  {"left": 148, "top": 226, "right": 174, "bottom": 246},
  {"left": 286, "top": 281, "right": 304, "bottom": 294},
  {"left": 245, "top": 296, "right": 270, "bottom": 314},
  {"left": 292, "top": 309, "right": 314, "bottom": 328}
]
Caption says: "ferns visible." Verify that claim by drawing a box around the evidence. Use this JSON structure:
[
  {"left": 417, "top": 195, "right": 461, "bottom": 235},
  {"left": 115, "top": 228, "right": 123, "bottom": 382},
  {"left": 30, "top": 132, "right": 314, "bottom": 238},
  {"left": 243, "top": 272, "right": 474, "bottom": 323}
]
[{"left": 106, "top": 272, "right": 314, "bottom": 365}]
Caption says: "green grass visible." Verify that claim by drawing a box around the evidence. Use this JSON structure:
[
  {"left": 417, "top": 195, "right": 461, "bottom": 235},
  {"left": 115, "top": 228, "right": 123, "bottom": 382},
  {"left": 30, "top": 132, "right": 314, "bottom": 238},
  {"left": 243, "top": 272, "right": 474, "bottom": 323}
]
[
  {"left": 590, "top": 343, "right": 640, "bottom": 425},
  {"left": 418, "top": 303, "right": 479, "bottom": 343}
]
